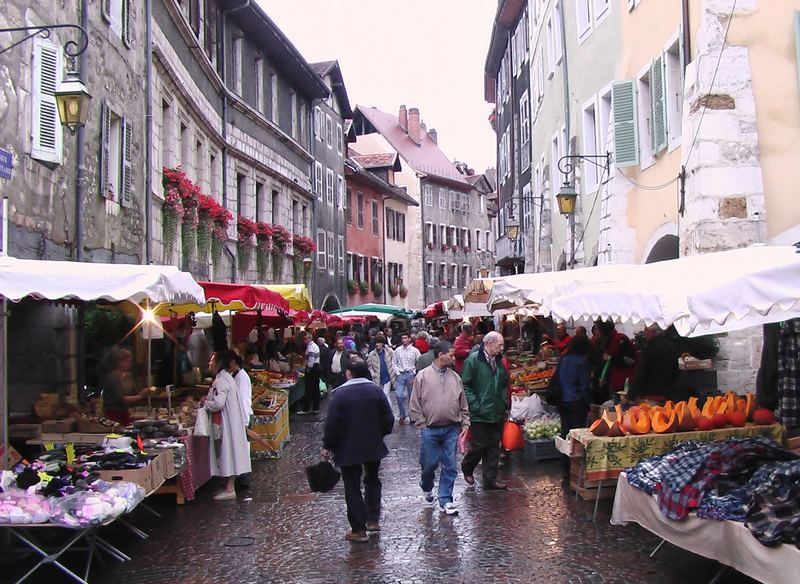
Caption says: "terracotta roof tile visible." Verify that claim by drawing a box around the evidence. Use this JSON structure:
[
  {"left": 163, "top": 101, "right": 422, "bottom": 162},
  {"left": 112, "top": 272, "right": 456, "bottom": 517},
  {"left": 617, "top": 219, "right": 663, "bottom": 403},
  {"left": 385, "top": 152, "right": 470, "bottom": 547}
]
[{"left": 351, "top": 153, "right": 397, "bottom": 169}]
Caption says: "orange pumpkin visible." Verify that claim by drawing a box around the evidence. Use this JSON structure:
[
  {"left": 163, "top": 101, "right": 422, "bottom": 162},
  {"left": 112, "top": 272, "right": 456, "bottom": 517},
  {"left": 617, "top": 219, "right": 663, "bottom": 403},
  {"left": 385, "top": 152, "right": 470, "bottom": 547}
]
[
  {"left": 687, "top": 396, "right": 701, "bottom": 420},
  {"left": 623, "top": 409, "right": 651, "bottom": 435},
  {"left": 674, "top": 402, "right": 696, "bottom": 432},
  {"left": 589, "top": 410, "right": 613, "bottom": 436},
  {"left": 651, "top": 409, "right": 678, "bottom": 434},
  {"left": 744, "top": 393, "right": 756, "bottom": 421}
]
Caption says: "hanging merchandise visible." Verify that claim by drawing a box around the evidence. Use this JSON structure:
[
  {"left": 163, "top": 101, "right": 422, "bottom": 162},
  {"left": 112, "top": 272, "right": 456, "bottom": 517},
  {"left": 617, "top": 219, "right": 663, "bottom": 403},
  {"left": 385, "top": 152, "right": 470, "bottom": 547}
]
[
  {"left": 777, "top": 318, "right": 800, "bottom": 428},
  {"left": 211, "top": 309, "right": 228, "bottom": 352}
]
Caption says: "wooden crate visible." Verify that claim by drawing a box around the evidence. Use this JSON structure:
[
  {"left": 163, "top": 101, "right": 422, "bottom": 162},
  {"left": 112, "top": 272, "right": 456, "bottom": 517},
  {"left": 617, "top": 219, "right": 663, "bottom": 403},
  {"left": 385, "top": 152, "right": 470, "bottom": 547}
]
[{"left": 569, "top": 457, "right": 616, "bottom": 501}]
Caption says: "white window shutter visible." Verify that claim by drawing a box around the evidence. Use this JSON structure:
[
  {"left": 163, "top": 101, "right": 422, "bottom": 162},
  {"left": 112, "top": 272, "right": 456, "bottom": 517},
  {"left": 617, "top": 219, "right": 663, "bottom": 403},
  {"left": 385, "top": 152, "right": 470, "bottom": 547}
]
[
  {"left": 612, "top": 80, "right": 639, "bottom": 168},
  {"left": 99, "top": 100, "right": 112, "bottom": 199},
  {"left": 650, "top": 56, "right": 667, "bottom": 154},
  {"left": 121, "top": 118, "right": 134, "bottom": 207},
  {"left": 31, "top": 39, "right": 63, "bottom": 163},
  {"left": 102, "top": 0, "right": 112, "bottom": 21}
]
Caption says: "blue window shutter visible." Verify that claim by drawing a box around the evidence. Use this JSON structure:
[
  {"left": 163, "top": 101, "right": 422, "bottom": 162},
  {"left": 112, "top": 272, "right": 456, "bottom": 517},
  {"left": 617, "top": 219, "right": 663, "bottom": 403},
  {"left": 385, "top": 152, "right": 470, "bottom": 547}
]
[{"left": 612, "top": 80, "right": 639, "bottom": 168}]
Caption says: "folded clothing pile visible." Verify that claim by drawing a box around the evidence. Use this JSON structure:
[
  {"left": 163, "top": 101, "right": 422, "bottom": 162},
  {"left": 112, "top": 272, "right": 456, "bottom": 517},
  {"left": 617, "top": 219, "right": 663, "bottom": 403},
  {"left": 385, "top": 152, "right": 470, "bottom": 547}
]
[{"left": 626, "top": 436, "right": 800, "bottom": 548}]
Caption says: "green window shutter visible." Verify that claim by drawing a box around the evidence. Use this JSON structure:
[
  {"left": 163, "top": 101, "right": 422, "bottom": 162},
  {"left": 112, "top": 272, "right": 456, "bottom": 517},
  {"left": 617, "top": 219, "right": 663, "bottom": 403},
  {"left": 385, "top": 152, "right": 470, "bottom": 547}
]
[
  {"left": 612, "top": 80, "right": 639, "bottom": 168},
  {"left": 651, "top": 56, "right": 667, "bottom": 154}
]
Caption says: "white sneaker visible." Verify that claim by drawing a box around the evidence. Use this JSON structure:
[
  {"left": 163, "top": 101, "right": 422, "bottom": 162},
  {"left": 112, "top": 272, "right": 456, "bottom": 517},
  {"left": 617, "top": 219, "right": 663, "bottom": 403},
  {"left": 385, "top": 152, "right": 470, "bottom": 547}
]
[
  {"left": 404, "top": 417, "right": 411, "bottom": 424},
  {"left": 423, "top": 491, "right": 435, "bottom": 506},
  {"left": 440, "top": 502, "right": 458, "bottom": 515}
]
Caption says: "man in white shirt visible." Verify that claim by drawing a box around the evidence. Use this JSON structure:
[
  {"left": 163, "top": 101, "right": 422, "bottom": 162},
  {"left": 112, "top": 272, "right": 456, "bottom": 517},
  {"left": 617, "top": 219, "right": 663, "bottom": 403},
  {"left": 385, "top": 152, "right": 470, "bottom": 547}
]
[
  {"left": 300, "top": 332, "right": 322, "bottom": 415},
  {"left": 328, "top": 337, "right": 347, "bottom": 390},
  {"left": 392, "top": 333, "right": 421, "bottom": 423}
]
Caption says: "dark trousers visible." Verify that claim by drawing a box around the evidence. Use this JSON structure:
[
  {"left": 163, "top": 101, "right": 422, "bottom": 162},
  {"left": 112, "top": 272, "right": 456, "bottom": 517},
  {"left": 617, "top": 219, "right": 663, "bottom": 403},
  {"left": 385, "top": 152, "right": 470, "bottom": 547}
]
[
  {"left": 559, "top": 400, "right": 589, "bottom": 472},
  {"left": 340, "top": 461, "right": 382, "bottom": 533},
  {"left": 461, "top": 421, "right": 504, "bottom": 486},
  {"left": 303, "top": 364, "right": 321, "bottom": 412}
]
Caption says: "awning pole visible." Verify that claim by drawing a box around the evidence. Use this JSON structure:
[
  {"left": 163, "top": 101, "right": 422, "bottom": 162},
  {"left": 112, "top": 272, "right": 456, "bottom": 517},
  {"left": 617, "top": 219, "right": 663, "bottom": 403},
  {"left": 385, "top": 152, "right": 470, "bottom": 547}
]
[{"left": 1, "top": 196, "right": 7, "bottom": 469}]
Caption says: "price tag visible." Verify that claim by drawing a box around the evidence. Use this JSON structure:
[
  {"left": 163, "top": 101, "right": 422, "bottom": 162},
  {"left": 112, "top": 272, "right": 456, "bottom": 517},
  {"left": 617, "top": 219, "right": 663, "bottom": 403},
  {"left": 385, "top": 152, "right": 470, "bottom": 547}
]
[
  {"left": 43, "top": 442, "right": 55, "bottom": 451},
  {"left": 65, "top": 443, "right": 76, "bottom": 465}
]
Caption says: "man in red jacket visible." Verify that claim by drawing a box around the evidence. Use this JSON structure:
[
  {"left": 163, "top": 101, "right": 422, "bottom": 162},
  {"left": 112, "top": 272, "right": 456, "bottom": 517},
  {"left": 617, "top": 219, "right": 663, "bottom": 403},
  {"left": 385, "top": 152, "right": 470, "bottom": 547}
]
[{"left": 453, "top": 325, "right": 475, "bottom": 374}]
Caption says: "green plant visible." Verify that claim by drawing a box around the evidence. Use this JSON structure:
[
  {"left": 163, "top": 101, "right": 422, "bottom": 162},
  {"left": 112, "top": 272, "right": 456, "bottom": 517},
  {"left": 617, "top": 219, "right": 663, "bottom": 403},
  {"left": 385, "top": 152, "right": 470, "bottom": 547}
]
[
  {"left": 399, "top": 286, "right": 408, "bottom": 299},
  {"left": 359, "top": 280, "right": 369, "bottom": 295},
  {"left": 388, "top": 284, "right": 399, "bottom": 297},
  {"left": 371, "top": 282, "right": 383, "bottom": 296},
  {"left": 347, "top": 279, "right": 358, "bottom": 295}
]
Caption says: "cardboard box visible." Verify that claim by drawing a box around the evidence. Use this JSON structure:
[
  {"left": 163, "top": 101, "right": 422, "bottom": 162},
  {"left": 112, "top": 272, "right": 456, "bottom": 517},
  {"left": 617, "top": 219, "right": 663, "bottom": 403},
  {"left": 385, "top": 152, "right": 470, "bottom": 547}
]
[{"left": 94, "top": 463, "right": 154, "bottom": 494}]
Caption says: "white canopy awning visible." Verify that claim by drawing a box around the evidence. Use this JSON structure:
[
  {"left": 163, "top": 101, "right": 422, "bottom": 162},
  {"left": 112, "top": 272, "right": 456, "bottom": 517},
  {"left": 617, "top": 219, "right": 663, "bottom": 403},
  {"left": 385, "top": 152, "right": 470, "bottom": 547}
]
[
  {"left": 487, "top": 263, "right": 641, "bottom": 311},
  {"left": 546, "top": 246, "right": 800, "bottom": 337},
  {"left": 0, "top": 257, "right": 205, "bottom": 305},
  {"left": 332, "top": 310, "right": 393, "bottom": 322}
]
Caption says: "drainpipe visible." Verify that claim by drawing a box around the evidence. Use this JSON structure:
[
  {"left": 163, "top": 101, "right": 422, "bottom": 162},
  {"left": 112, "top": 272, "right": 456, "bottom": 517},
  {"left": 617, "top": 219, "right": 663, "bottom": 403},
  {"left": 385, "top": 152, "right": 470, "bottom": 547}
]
[
  {"left": 681, "top": 0, "right": 692, "bottom": 73},
  {"left": 74, "top": 0, "right": 88, "bottom": 261},
  {"left": 558, "top": 0, "right": 572, "bottom": 270},
  {"left": 381, "top": 195, "right": 388, "bottom": 305},
  {"left": 220, "top": 1, "right": 250, "bottom": 282},
  {"left": 145, "top": 0, "right": 153, "bottom": 264}
]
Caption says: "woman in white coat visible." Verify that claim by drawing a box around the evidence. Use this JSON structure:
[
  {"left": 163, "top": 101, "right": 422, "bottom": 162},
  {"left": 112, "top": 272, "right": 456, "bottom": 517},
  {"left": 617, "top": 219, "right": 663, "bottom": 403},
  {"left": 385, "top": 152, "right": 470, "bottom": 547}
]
[{"left": 204, "top": 351, "right": 252, "bottom": 500}]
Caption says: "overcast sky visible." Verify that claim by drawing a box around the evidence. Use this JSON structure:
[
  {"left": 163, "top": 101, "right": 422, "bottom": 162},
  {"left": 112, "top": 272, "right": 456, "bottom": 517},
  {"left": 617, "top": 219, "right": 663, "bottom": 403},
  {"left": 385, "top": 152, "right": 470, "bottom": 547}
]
[{"left": 257, "top": 0, "right": 497, "bottom": 172}]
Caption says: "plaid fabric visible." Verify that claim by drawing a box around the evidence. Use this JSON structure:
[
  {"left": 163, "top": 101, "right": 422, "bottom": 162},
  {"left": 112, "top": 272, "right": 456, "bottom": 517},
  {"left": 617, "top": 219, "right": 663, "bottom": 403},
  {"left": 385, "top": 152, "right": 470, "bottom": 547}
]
[
  {"left": 393, "top": 344, "right": 421, "bottom": 375},
  {"left": 777, "top": 319, "right": 800, "bottom": 427},
  {"left": 656, "top": 437, "right": 796, "bottom": 521},
  {"left": 745, "top": 459, "right": 800, "bottom": 547},
  {"left": 697, "top": 462, "right": 784, "bottom": 522},
  {"left": 626, "top": 441, "right": 704, "bottom": 495}
]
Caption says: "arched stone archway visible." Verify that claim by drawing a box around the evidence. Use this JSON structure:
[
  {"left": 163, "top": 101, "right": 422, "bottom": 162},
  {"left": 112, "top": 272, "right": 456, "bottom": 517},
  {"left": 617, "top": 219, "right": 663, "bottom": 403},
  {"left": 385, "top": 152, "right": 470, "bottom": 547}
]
[
  {"left": 321, "top": 293, "right": 341, "bottom": 312},
  {"left": 645, "top": 235, "right": 679, "bottom": 264}
]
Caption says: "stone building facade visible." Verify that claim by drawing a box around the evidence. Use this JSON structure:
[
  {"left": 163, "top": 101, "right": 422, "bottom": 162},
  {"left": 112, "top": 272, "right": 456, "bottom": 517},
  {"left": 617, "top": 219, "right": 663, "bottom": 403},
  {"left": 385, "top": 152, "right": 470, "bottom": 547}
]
[
  {"left": 309, "top": 61, "right": 351, "bottom": 311},
  {"left": 151, "top": 0, "right": 328, "bottom": 284}
]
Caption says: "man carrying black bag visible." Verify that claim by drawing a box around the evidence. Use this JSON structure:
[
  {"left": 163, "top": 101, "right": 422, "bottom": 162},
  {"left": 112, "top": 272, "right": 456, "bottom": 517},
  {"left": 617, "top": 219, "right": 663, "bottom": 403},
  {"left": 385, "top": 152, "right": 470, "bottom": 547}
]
[{"left": 321, "top": 354, "right": 394, "bottom": 542}]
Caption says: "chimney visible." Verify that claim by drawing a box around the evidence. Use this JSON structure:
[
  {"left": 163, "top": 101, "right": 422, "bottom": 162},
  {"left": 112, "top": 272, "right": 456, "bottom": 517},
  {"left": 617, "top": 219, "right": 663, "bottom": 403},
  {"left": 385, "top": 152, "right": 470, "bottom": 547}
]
[
  {"left": 408, "top": 107, "right": 421, "bottom": 146},
  {"left": 429, "top": 128, "right": 438, "bottom": 144},
  {"left": 398, "top": 105, "right": 408, "bottom": 132}
]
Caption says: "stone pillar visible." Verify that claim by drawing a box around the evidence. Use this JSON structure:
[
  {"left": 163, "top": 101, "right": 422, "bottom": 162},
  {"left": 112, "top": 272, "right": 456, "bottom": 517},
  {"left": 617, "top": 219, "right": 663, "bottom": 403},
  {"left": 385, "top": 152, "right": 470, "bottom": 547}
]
[{"left": 680, "top": 0, "right": 764, "bottom": 390}]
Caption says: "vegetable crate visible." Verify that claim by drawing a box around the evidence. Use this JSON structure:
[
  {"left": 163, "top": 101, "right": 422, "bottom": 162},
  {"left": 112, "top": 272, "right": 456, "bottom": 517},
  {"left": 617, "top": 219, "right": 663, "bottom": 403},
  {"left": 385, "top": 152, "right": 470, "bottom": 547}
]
[
  {"left": 250, "top": 395, "right": 290, "bottom": 459},
  {"left": 569, "top": 457, "right": 616, "bottom": 501},
  {"left": 523, "top": 438, "right": 559, "bottom": 463}
]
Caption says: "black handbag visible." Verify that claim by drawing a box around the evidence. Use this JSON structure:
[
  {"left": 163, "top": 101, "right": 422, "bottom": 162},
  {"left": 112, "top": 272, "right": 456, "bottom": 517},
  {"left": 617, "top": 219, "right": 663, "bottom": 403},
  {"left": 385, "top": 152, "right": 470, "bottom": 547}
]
[
  {"left": 305, "top": 461, "right": 341, "bottom": 493},
  {"left": 545, "top": 364, "right": 563, "bottom": 405}
]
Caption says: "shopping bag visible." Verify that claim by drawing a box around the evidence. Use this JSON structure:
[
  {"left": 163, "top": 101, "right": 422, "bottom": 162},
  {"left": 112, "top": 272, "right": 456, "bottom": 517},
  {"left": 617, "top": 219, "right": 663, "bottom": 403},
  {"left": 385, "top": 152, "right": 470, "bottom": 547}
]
[
  {"left": 502, "top": 420, "right": 525, "bottom": 451},
  {"left": 458, "top": 428, "right": 472, "bottom": 454},
  {"left": 305, "top": 461, "right": 341, "bottom": 493},
  {"left": 194, "top": 409, "right": 211, "bottom": 437}
]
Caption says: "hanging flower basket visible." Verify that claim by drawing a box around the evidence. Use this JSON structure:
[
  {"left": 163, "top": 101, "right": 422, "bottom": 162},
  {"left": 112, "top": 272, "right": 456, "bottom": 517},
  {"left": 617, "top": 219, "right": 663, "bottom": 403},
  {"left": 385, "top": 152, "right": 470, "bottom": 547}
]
[
  {"left": 440, "top": 243, "right": 448, "bottom": 252},
  {"left": 292, "top": 234, "right": 317, "bottom": 259},
  {"left": 196, "top": 194, "right": 218, "bottom": 264},
  {"left": 211, "top": 201, "right": 233, "bottom": 267},
  {"left": 347, "top": 279, "right": 358, "bottom": 295},
  {"left": 269, "top": 224, "right": 292, "bottom": 282},
  {"left": 399, "top": 286, "right": 409, "bottom": 299},
  {"left": 256, "top": 222, "right": 273, "bottom": 281},
  {"left": 181, "top": 206, "right": 199, "bottom": 263},
  {"left": 372, "top": 282, "right": 383, "bottom": 296},
  {"left": 237, "top": 216, "right": 258, "bottom": 274},
  {"left": 388, "top": 285, "right": 399, "bottom": 297},
  {"left": 463, "top": 247, "right": 471, "bottom": 254},
  {"left": 359, "top": 281, "right": 369, "bottom": 295},
  {"left": 162, "top": 186, "right": 184, "bottom": 261}
]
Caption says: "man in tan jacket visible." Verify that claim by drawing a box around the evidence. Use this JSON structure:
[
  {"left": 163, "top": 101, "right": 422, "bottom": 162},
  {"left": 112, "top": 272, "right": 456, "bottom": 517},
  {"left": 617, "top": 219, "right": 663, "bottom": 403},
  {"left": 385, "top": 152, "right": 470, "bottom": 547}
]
[{"left": 409, "top": 341, "right": 470, "bottom": 515}]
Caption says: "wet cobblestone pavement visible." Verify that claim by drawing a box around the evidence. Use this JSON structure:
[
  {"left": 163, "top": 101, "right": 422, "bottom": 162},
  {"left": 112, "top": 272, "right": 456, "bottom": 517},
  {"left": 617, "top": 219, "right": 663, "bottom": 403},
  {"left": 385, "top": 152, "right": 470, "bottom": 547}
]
[{"left": 3, "top": 399, "right": 761, "bottom": 583}]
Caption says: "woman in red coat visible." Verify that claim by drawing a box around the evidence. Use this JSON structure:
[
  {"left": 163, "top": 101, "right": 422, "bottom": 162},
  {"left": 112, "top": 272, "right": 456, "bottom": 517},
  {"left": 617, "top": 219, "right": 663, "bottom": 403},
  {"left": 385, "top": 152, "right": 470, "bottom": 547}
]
[{"left": 598, "top": 321, "right": 638, "bottom": 398}]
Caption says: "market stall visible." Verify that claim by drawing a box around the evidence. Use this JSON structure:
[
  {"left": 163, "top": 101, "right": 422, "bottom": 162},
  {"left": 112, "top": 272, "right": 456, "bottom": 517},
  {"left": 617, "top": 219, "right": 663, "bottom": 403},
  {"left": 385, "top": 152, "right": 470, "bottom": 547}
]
[
  {"left": 256, "top": 283, "right": 312, "bottom": 311},
  {"left": 611, "top": 472, "right": 799, "bottom": 584}
]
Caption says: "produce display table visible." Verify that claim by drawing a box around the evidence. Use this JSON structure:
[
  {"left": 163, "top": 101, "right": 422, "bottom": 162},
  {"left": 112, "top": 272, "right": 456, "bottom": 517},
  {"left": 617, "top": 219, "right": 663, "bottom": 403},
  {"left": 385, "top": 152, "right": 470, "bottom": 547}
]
[
  {"left": 611, "top": 472, "right": 799, "bottom": 584},
  {"left": 288, "top": 377, "right": 305, "bottom": 408},
  {"left": 567, "top": 423, "right": 783, "bottom": 482}
]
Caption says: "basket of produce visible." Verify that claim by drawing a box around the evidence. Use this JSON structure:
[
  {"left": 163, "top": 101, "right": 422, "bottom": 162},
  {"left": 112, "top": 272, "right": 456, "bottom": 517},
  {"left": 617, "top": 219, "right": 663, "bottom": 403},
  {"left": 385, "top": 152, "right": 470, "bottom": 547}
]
[{"left": 522, "top": 418, "right": 561, "bottom": 463}]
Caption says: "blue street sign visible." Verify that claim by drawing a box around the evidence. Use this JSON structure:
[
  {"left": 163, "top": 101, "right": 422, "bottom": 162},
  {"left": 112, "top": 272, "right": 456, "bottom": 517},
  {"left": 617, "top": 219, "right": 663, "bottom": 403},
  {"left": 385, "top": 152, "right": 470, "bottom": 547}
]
[{"left": 0, "top": 149, "right": 12, "bottom": 180}]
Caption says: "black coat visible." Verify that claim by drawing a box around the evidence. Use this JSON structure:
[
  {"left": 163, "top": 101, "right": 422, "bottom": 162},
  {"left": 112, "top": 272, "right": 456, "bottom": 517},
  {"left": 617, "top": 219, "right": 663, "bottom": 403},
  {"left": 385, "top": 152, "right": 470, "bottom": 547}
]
[{"left": 322, "top": 378, "right": 394, "bottom": 467}]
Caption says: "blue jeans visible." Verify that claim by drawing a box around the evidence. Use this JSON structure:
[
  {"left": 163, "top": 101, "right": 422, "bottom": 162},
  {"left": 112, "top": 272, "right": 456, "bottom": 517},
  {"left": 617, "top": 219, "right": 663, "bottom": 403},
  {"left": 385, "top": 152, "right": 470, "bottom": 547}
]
[
  {"left": 395, "top": 371, "right": 414, "bottom": 419},
  {"left": 419, "top": 424, "right": 460, "bottom": 506}
]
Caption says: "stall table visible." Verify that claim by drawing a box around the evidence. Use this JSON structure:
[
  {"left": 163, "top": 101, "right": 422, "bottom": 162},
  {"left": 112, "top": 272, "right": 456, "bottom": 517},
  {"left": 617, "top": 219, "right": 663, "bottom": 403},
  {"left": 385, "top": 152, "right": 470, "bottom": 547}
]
[
  {"left": 611, "top": 472, "right": 800, "bottom": 584},
  {"left": 562, "top": 424, "right": 784, "bottom": 519}
]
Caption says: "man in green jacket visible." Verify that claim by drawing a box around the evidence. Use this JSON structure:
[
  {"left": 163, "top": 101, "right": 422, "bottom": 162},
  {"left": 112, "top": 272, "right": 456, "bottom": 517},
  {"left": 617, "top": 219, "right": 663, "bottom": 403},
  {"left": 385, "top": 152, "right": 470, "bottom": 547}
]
[{"left": 460, "top": 331, "right": 510, "bottom": 490}]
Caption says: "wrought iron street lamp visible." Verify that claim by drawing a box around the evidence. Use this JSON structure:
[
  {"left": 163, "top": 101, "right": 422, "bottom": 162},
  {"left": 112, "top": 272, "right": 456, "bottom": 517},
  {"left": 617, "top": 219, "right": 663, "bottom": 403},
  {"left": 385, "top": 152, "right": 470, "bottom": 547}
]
[
  {"left": 0, "top": 24, "right": 92, "bottom": 133},
  {"left": 302, "top": 256, "right": 313, "bottom": 271},
  {"left": 556, "top": 152, "right": 612, "bottom": 269}
]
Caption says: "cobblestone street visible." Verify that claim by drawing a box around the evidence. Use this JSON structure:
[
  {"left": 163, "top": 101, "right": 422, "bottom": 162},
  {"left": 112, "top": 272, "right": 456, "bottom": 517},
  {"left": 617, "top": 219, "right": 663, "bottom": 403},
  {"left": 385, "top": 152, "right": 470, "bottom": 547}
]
[{"left": 5, "top": 400, "right": 760, "bottom": 584}]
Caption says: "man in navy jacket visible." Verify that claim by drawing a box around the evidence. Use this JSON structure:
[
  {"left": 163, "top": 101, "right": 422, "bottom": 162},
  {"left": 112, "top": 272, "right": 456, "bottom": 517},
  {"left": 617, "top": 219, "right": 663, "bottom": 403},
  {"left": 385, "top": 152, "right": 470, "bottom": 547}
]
[{"left": 322, "top": 354, "right": 394, "bottom": 542}]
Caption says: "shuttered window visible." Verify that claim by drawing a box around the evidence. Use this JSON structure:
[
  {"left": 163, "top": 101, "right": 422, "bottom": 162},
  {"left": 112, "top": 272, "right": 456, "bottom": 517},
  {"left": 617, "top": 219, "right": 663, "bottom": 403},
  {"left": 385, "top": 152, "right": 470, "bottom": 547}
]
[
  {"left": 612, "top": 80, "right": 639, "bottom": 168},
  {"left": 121, "top": 118, "right": 133, "bottom": 207},
  {"left": 650, "top": 56, "right": 667, "bottom": 154},
  {"left": 31, "top": 39, "right": 63, "bottom": 163},
  {"left": 316, "top": 229, "right": 326, "bottom": 270}
]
